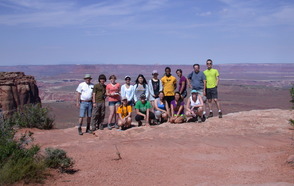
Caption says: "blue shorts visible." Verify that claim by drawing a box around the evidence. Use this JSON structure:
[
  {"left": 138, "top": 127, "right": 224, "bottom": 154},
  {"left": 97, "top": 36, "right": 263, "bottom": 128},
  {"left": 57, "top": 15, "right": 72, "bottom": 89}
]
[
  {"left": 79, "top": 102, "right": 93, "bottom": 117},
  {"left": 109, "top": 101, "right": 121, "bottom": 106}
]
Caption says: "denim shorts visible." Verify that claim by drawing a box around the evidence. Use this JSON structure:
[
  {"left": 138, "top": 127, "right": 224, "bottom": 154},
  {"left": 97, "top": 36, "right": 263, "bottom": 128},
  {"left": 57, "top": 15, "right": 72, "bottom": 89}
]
[
  {"left": 79, "top": 102, "right": 93, "bottom": 117},
  {"left": 109, "top": 101, "right": 121, "bottom": 106}
]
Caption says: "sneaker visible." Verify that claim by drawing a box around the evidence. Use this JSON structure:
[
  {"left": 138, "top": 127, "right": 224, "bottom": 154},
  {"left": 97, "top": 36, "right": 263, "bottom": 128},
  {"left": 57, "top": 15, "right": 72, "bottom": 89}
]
[
  {"left": 187, "top": 117, "right": 197, "bottom": 122},
  {"left": 201, "top": 115, "right": 206, "bottom": 122},
  {"left": 107, "top": 123, "right": 112, "bottom": 130},
  {"left": 114, "top": 123, "right": 119, "bottom": 129},
  {"left": 138, "top": 121, "right": 142, "bottom": 127},
  {"left": 208, "top": 112, "right": 213, "bottom": 118},
  {"left": 99, "top": 124, "right": 104, "bottom": 130},
  {"left": 78, "top": 127, "right": 83, "bottom": 135},
  {"left": 219, "top": 112, "right": 223, "bottom": 118}
]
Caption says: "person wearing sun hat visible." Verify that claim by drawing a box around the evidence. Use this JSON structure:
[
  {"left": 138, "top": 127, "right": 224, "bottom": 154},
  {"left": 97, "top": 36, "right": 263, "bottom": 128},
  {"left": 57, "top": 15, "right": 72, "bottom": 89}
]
[
  {"left": 76, "top": 74, "right": 94, "bottom": 135},
  {"left": 185, "top": 89, "right": 205, "bottom": 123},
  {"left": 148, "top": 70, "right": 163, "bottom": 111}
]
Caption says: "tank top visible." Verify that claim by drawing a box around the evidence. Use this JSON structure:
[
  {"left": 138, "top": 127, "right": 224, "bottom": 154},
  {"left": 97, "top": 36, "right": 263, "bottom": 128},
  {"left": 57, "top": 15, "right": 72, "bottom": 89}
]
[
  {"left": 156, "top": 98, "right": 166, "bottom": 110},
  {"left": 152, "top": 79, "right": 160, "bottom": 97},
  {"left": 190, "top": 96, "right": 200, "bottom": 107}
]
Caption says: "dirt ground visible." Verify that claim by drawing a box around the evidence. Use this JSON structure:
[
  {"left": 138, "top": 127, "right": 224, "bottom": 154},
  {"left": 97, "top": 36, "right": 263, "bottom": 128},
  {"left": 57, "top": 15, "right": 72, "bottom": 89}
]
[{"left": 21, "top": 109, "right": 294, "bottom": 185}]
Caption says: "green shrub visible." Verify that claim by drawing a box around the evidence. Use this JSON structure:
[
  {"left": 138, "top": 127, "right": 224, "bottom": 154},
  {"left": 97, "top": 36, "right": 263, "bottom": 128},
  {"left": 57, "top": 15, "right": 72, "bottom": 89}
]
[
  {"left": 7, "top": 103, "right": 55, "bottom": 129},
  {"left": 0, "top": 120, "right": 74, "bottom": 185},
  {"left": 44, "top": 148, "right": 74, "bottom": 172}
]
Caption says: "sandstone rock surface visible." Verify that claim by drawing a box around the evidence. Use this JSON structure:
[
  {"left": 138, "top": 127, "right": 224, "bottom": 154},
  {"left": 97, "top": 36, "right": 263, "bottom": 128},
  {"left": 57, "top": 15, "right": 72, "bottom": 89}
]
[{"left": 0, "top": 72, "right": 41, "bottom": 116}]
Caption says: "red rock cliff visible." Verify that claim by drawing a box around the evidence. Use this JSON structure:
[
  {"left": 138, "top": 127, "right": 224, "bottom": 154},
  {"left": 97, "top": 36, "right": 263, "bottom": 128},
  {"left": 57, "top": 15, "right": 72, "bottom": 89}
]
[{"left": 0, "top": 72, "right": 41, "bottom": 117}]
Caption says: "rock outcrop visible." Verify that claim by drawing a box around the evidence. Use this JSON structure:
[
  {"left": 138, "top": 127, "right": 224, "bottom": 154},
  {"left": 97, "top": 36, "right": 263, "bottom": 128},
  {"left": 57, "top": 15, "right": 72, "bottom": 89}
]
[{"left": 0, "top": 72, "right": 41, "bottom": 117}]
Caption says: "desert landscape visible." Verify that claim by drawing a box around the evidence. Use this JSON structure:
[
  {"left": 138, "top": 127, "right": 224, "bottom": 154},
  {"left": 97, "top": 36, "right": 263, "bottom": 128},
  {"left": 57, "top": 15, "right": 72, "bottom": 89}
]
[{"left": 1, "top": 63, "right": 294, "bottom": 185}]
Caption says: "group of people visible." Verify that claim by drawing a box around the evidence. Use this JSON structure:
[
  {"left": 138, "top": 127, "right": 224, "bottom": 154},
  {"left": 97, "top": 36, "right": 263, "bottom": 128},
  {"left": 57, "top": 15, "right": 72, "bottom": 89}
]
[{"left": 76, "top": 59, "right": 222, "bottom": 135}]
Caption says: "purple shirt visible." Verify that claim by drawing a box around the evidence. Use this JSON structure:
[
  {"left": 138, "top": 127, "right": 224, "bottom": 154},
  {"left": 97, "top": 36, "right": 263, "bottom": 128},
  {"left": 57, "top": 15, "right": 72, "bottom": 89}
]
[
  {"left": 171, "top": 100, "right": 185, "bottom": 115},
  {"left": 178, "top": 76, "right": 187, "bottom": 93}
]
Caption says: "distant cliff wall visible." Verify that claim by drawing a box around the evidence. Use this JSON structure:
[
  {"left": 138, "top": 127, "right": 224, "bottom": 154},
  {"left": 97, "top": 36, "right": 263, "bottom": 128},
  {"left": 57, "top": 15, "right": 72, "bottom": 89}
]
[{"left": 0, "top": 72, "right": 41, "bottom": 117}]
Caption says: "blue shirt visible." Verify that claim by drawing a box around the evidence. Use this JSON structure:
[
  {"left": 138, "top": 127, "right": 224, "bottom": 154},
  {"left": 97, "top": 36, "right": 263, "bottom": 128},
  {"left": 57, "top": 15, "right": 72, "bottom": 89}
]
[{"left": 187, "top": 71, "right": 206, "bottom": 90}]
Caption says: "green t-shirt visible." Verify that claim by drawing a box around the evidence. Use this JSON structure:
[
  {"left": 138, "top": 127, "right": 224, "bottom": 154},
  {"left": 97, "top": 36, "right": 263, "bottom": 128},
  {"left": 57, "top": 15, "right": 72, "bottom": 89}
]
[
  {"left": 93, "top": 83, "right": 106, "bottom": 103},
  {"left": 135, "top": 101, "right": 152, "bottom": 114},
  {"left": 204, "top": 68, "right": 219, "bottom": 89}
]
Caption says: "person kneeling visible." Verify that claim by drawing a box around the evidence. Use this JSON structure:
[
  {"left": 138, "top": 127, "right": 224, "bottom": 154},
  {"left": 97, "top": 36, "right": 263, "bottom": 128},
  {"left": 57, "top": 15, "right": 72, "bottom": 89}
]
[
  {"left": 135, "top": 94, "right": 155, "bottom": 126},
  {"left": 117, "top": 97, "right": 132, "bottom": 130},
  {"left": 186, "top": 90, "right": 205, "bottom": 123},
  {"left": 170, "top": 92, "right": 185, "bottom": 124}
]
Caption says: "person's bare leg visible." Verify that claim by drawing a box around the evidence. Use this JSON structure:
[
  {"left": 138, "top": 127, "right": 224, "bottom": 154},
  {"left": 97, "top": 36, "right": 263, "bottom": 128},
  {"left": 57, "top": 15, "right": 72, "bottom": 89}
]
[{"left": 108, "top": 106, "right": 115, "bottom": 129}]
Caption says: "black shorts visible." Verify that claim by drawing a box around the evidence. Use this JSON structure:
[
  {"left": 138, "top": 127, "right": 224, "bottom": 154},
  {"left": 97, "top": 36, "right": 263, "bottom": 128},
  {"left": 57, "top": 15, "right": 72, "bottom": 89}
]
[
  {"left": 135, "top": 112, "right": 155, "bottom": 121},
  {"left": 206, "top": 87, "right": 218, "bottom": 99},
  {"left": 181, "top": 90, "right": 187, "bottom": 98}
]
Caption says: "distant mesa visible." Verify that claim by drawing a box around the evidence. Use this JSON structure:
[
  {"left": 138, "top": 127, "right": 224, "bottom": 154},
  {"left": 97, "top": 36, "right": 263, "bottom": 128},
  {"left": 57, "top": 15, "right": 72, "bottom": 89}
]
[{"left": 0, "top": 72, "right": 41, "bottom": 117}]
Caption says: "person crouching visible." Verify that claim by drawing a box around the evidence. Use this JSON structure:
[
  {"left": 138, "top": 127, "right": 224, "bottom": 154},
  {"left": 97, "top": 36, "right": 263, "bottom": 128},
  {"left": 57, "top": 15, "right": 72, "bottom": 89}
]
[{"left": 117, "top": 97, "right": 132, "bottom": 130}]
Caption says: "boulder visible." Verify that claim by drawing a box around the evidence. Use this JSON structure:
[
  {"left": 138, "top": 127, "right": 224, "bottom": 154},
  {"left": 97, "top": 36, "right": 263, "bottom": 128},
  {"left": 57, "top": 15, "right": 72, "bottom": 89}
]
[{"left": 0, "top": 72, "right": 41, "bottom": 117}]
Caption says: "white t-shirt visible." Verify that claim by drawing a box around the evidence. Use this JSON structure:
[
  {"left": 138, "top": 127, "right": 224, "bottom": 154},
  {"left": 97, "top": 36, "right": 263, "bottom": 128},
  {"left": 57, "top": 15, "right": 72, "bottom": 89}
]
[
  {"left": 76, "top": 82, "right": 94, "bottom": 101},
  {"left": 121, "top": 84, "right": 134, "bottom": 101}
]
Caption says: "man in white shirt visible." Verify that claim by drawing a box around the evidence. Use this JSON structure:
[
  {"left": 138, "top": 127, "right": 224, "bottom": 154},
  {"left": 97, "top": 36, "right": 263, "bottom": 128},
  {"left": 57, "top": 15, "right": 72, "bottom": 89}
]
[{"left": 76, "top": 74, "right": 94, "bottom": 135}]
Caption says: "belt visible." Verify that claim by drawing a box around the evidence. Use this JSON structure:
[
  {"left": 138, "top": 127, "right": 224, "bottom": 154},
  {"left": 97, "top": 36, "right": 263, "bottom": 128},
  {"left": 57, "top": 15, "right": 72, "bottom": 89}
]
[{"left": 80, "top": 100, "right": 92, "bottom": 102}]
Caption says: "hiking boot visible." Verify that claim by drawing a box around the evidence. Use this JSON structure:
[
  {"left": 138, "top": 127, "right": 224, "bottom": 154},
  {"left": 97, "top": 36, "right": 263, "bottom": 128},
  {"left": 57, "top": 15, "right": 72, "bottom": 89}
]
[
  {"left": 208, "top": 112, "right": 213, "bottom": 118},
  {"left": 78, "top": 127, "right": 83, "bottom": 135},
  {"left": 219, "top": 112, "right": 223, "bottom": 118},
  {"left": 114, "top": 123, "right": 119, "bottom": 129},
  {"left": 138, "top": 121, "right": 142, "bottom": 127},
  {"left": 99, "top": 124, "right": 104, "bottom": 130},
  {"left": 107, "top": 123, "right": 112, "bottom": 130}
]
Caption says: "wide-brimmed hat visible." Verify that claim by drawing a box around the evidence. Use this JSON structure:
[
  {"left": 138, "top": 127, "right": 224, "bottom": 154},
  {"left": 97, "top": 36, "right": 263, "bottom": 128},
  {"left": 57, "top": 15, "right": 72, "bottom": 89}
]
[
  {"left": 191, "top": 89, "right": 199, "bottom": 94},
  {"left": 84, "top": 74, "right": 92, "bottom": 79}
]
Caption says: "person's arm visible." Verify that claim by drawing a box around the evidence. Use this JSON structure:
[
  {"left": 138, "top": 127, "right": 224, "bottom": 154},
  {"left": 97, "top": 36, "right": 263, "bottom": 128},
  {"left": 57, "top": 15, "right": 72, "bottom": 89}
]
[
  {"left": 165, "top": 101, "right": 170, "bottom": 117},
  {"left": 179, "top": 80, "right": 185, "bottom": 94},
  {"left": 148, "top": 80, "right": 155, "bottom": 97},
  {"left": 186, "top": 98, "right": 191, "bottom": 112},
  {"left": 176, "top": 105, "right": 183, "bottom": 117},
  {"left": 121, "top": 85, "right": 126, "bottom": 98},
  {"left": 196, "top": 95, "right": 204, "bottom": 107},
  {"left": 187, "top": 73, "right": 192, "bottom": 89},
  {"left": 203, "top": 80, "right": 207, "bottom": 96},
  {"left": 92, "top": 93, "right": 96, "bottom": 107},
  {"left": 133, "top": 86, "right": 138, "bottom": 102},
  {"left": 174, "top": 78, "right": 177, "bottom": 91},
  {"left": 136, "top": 109, "right": 146, "bottom": 118},
  {"left": 145, "top": 84, "right": 149, "bottom": 100},
  {"left": 146, "top": 108, "right": 150, "bottom": 123},
  {"left": 159, "top": 80, "right": 163, "bottom": 92},
  {"left": 170, "top": 102, "right": 174, "bottom": 117},
  {"left": 76, "top": 92, "right": 81, "bottom": 107},
  {"left": 216, "top": 76, "right": 219, "bottom": 87}
]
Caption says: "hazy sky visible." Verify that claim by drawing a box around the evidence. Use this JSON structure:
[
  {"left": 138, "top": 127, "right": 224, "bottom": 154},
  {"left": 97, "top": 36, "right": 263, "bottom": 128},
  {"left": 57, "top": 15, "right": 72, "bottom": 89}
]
[{"left": 0, "top": 0, "right": 293, "bottom": 66}]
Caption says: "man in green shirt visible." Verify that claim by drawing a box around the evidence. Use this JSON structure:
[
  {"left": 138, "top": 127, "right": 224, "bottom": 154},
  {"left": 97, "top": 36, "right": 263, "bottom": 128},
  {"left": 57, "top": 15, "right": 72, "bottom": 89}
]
[
  {"left": 91, "top": 74, "right": 107, "bottom": 131},
  {"left": 135, "top": 94, "right": 155, "bottom": 126},
  {"left": 203, "top": 59, "right": 222, "bottom": 118}
]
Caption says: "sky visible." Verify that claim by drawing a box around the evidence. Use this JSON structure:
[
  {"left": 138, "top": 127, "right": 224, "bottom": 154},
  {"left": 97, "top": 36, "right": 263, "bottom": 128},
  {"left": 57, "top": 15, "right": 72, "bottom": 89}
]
[{"left": 0, "top": 0, "right": 293, "bottom": 66}]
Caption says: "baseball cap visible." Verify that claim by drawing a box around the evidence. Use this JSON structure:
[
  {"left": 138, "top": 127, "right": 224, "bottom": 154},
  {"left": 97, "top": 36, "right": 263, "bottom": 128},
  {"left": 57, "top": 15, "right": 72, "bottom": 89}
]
[
  {"left": 140, "top": 94, "right": 146, "bottom": 99},
  {"left": 152, "top": 70, "right": 158, "bottom": 75},
  {"left": 125, "top": 75, "right": 131, "bottom": 80},
  {"left": 121, "top": 96, "right": 128, "bottom": 101}
]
